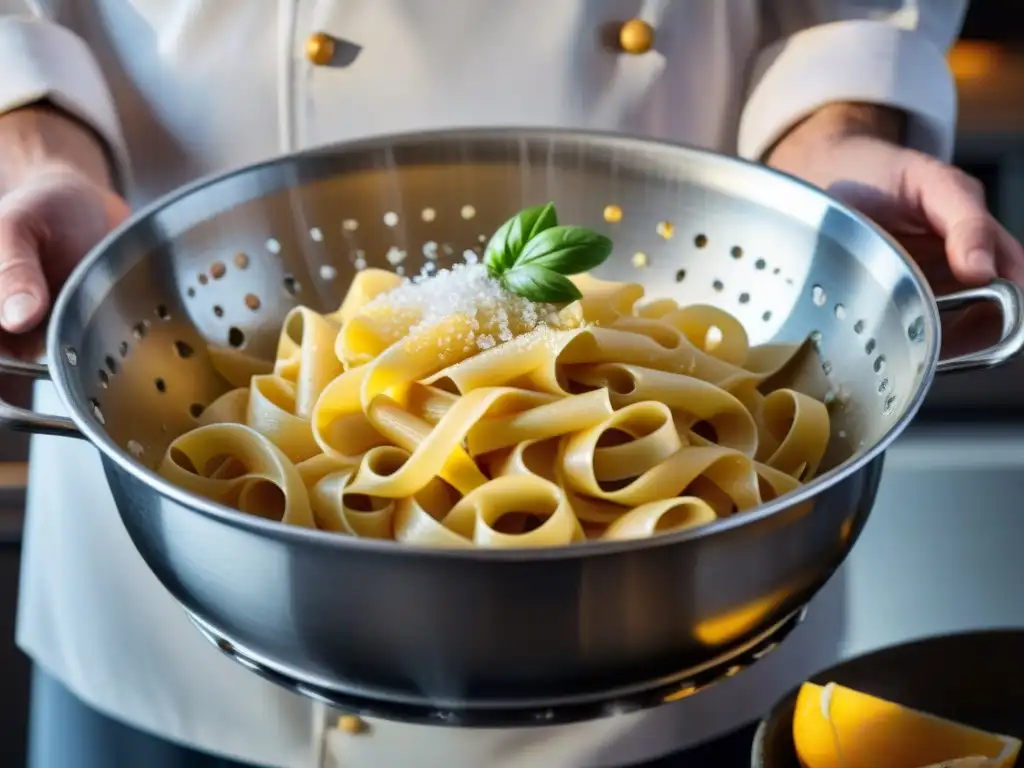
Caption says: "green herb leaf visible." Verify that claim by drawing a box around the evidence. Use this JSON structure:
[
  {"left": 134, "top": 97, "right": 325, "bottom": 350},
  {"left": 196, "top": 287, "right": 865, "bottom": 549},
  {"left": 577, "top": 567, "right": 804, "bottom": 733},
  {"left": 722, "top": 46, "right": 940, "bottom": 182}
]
[
  {"left": 484, "top": 202, "right": 559, "bottom": 276},
  {"left": 515, "top": 225, "right": 613, "bottom": 276},
  {"left": 501, "top": 264, "right": 583, "bottom": 303}
]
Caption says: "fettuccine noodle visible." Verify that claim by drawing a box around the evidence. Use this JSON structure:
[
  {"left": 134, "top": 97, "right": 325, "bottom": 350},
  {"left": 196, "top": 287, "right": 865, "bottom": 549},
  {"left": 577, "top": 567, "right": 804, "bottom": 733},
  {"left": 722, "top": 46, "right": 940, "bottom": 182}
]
[{"left": 159, "top": 256, "right": 830, "bottom": 548}]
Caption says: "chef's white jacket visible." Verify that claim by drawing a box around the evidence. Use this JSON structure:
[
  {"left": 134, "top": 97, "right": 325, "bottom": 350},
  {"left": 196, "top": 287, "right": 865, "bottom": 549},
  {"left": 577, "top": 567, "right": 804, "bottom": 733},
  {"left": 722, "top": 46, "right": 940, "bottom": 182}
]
[{"left": 0, "top": 1, "right": 963, "bottom": 766}]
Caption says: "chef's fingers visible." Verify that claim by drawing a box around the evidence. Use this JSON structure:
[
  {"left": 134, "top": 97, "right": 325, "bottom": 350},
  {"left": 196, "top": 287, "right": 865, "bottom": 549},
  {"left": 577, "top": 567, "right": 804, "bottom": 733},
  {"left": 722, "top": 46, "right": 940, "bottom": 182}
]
[{"left": 0, "top": 203, "right": 49, "bottom": 334}]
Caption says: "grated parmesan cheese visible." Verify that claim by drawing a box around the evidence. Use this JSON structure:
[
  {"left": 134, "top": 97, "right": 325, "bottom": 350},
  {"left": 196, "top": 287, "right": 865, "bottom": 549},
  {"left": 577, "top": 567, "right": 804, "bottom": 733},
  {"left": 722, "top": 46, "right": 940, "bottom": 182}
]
[{"left": 361, "top": 252, "right": 570, "bottom": 353}]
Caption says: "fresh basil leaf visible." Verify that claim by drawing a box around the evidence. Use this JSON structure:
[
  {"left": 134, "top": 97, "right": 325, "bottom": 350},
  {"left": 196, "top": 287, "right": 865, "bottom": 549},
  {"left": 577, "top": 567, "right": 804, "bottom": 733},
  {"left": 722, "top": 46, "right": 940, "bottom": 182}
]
[
  {"left": 515, "top": 225, "right": 612, "bottom": 275},
  {"left": 501, "top": 264, "right": 583, "bottom": 303},
  {"left": 484, "top": 202, "right": 558, "bottom": 276}
]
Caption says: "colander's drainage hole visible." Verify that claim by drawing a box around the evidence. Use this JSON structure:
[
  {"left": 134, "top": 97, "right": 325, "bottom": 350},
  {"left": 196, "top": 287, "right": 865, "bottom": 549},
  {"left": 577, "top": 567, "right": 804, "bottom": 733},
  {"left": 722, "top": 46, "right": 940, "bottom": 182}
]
[
  {"left": 210, "top": 262, "right": 227, "bottom": 280},
  {"left": 811, "top": 285, "right": 826, "bottom": 306},
  {"left": 265, "top": 238, "right": 281, "bottom": 254},
  {"left": 174, "top": 340, "right": 195, "bottom": 359},
  {"left": 343, "top": 218, "right": 359, "bottom": 232},
  {"left": 873, "top": 355, "right": 886, "bottom": 373},
  {"left": 133, "top": 321, "right": 149, "bottom": 340},
  {"left": 878, "top": 377, "right": 890, "bottom": 394},
  {"left": 198, "top": 274, "right": 209, "bottom": 285},
  {"left": 907, "top": 315, "right": 925, "bottom": 343},
  {"left": 319, "top": 265, "right": 337, "bottom": 281},
  {"left": 155, "top": 304, "right": 171, "bottom": 321},
  {"left": 730, "top": 246, "right": 743, "bottom": 260},
  {"left": 213, "top": 305, "right": 225, "bottom": 318},
  {"left": 227, "top": 327, "right": 246, "bottom": 348},
  {"left": 675, "top": 269, "right": 686, "bottom": 283},
  {"left": 460, "top": 205, "right": 476, "bottom": 220},
  {"left": 244, "top": 294, "right": 261, "bottom": 311},
  {"left": 310, "top": 227, "right": 323, "bottom": 242},
  {"left": 712, "top": 280, "right": 724, "bottom": 292},
  {"left": 738, "top": 292, "right": 750, "bottom": 304},
  {"left": 603, "top": 205, "right": 623, "bottom": 223},
  {"left": 353, "top": 252, "right": 367, "bottom": 271},
  {"left": 822, "top": 360, "right": 833, "bottom": 376},
  {"left": 853, "top": 319, "right": 865, "bottom": 334},
  {"left": 810, "top": 330, "right": 822, "bottom": 346},
  {"left": 63, "top": 347, "right": 78, "bottom": 366},
  {"left": 755, "top": 259, "right": 766, "bottom": 270},
  {"left": 283, "top": 275, "right": 301, "bottom": 296},
  {"left": 97, "top": 370, "right": 109, "bottom": 388},
  {"left": 118, "top": 341, "right": 129, "bottom": 358},
  {"left": 89, "top": 398, "right": 104, "bottom": 425},
  {"left": 883, "top": 394, "right": 897, "bottom": 415},
  {"left": 631, "top": 252, "right": 648, "bottom": 268},
  {"left": 772, "top": 267, "right": 781, "bottom": 275},
  {"left": 865, "top": 338, "right": 877, "bottom": 355},
  {"left": 234, "top": 253, "right": 250, "bottom": 269},
  {"left": 187, "top": 287, "right": 196, "bottom": 298},
  {"left": 834, "top": 303, "right": 846, "bottom": 320},
  {"left": 383, "top": 212, "right": 399, "bottom": 227},
  {"left": 656, "top": 221, "right": 674, "bottom": 239},
  {"left": 762, "top": 311, "right": 772, "bottom": 322},
  {"left": 694, "top": 234, "right": 708, "bottom": 248},
  {"left": 477, "top": 234, "right": 488, "bottom": 244},
  {"left": 421, "top": 207, "right": 436, "bottom": 222},
  {"left": 127, "top": 440, "right": 144, "bottom": 459},
  {"left": 189, "top": 403, "right": 205, "bottom": 419},
  {"left": 155, "top": 377, "right": 167, "bottom": 393},
  {"left": 104, "top": 356, "right": 117, "bottom": 374}
]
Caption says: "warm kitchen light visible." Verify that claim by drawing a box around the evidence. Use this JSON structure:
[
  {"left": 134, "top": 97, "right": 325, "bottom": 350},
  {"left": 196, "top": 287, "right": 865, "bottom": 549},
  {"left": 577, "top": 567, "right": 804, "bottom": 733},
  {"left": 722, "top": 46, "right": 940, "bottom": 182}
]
[{"left": 948, "top": 40, "right": 1000, "bottom": 81}]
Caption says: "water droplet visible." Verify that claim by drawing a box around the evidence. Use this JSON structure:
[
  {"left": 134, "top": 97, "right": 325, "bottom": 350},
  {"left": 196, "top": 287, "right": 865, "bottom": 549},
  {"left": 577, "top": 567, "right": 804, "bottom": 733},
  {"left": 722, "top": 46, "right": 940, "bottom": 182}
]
[{"left": 812, "top": 285, "right": 826, "bottom": 306}]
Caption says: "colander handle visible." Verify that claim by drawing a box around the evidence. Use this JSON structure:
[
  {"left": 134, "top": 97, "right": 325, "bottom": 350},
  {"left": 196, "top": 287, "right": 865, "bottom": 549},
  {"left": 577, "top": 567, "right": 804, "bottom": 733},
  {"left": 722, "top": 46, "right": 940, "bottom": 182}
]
[
  {"left": 934, "top": 278, "right": 1024, "bottom": 374},
  {"left": 0, "top": 358, "right": 82, "bottom": 439}
]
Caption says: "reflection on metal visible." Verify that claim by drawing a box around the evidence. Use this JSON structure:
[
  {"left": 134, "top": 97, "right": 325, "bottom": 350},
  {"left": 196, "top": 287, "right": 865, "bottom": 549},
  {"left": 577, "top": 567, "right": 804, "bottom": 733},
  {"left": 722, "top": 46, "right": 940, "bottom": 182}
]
[{"left": 187, "top": 607, "right": 807, "bottom": 727}]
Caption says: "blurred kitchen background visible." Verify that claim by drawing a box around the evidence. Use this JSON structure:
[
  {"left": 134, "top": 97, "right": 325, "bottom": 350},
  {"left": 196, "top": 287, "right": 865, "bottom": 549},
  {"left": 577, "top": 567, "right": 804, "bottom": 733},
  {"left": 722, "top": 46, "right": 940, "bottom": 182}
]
[{"left": 0, "top": 6, "right": 1023, "bottom": 766}]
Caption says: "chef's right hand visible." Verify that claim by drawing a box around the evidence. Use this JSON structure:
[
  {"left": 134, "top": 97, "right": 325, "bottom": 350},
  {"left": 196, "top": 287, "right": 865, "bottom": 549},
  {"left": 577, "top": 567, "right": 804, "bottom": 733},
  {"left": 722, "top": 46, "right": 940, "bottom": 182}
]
[{"left": 0, "top": 105, "right": 128, "bottom": 359}]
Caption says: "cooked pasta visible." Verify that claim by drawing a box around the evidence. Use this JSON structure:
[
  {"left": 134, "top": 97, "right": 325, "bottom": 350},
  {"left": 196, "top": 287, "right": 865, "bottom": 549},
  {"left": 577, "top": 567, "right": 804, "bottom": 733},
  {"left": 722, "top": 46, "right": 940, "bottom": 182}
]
[{"left": 160, "top": 249, "right": 830, "bottom": 548}]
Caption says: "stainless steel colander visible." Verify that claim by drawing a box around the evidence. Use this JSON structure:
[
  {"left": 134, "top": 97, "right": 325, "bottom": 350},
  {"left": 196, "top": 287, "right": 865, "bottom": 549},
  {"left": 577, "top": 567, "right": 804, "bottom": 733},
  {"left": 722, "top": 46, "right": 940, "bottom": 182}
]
[{"left": 1, "top": 128, "right": 1022, "bottom": 723}]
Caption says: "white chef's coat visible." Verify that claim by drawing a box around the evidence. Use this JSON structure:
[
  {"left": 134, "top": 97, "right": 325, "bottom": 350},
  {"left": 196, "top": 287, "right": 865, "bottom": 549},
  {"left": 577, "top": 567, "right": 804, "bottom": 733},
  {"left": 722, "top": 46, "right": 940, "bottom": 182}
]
[{"left": 1, "top": 2, "right": 964, "bottom": 766}]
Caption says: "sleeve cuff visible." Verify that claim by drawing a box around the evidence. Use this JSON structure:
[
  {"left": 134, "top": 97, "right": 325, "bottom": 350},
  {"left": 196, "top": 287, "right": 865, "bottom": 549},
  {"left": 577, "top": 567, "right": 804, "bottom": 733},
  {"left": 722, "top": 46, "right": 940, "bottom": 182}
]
[
  {"left": 738, "top": 20, "right": 958, "bottom": 163},
  {"left": 0, "top": 17, "right": 131, "bottom": 192}
]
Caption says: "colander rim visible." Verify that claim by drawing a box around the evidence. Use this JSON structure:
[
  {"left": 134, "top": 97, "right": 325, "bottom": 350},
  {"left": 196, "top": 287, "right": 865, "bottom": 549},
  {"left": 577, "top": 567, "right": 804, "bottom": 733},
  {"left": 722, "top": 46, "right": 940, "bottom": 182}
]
[{"left": 46, "top": 125, "right": 941, "bottom": 562}]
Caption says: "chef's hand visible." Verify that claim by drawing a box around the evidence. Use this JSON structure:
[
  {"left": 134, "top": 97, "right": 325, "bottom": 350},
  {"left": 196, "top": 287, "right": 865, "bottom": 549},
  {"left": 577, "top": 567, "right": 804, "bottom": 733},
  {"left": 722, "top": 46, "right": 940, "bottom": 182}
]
[
  {"left": 767, "top": 103, "right": 1024, "bottom": 293},
  {"left": 0, "top": 105, "right": 128, "bottom": 359}
]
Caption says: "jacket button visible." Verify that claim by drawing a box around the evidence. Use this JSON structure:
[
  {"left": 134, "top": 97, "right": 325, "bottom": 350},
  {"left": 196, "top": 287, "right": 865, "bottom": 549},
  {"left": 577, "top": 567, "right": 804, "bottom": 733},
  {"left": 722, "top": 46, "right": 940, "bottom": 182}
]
[
  {"left": 619, "top": 19, "right": 654, "bottom": 54},
  {"left": 306, "top": 32, "right": 336, "bottom": 66}
]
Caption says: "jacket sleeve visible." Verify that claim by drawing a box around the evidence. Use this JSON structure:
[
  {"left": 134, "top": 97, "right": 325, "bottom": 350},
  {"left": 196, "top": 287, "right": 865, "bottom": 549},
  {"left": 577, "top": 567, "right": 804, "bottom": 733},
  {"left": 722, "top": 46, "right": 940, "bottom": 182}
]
[
  {"left": 0, "top": 8, "right": 130, "bottom": 189},
  {"left": 738, "top": 1, "right": 967, "bottom": 163}
]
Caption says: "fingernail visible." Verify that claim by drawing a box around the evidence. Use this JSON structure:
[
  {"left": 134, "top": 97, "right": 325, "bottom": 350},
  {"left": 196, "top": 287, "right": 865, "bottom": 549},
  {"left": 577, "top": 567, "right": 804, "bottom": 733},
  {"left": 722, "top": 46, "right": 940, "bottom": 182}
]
[
  {"left": 967, "top": 249, "right": 996, "bottom": 276},
  {"left": 1, "top": 292, "right": 39, "bottom": 328}
]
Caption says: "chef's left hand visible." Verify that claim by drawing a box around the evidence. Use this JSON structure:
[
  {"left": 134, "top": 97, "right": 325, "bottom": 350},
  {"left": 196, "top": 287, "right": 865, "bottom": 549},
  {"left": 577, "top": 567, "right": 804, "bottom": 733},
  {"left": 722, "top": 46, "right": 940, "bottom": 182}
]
[{"left": 767, "top": 104, "right": 1024, "bottom": 292}]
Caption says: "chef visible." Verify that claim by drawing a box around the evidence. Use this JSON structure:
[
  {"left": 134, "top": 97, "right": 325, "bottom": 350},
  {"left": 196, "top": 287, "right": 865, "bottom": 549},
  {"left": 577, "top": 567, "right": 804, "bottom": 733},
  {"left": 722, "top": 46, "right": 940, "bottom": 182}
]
[{"left": 1, "top": 2, "right": 1019, "bottom": 767}]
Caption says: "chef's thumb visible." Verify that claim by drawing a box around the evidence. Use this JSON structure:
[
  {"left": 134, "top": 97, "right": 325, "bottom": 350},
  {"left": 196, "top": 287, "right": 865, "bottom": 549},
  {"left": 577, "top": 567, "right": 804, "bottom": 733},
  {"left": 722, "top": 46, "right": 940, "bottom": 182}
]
[
  {"left": 913, "top": 159, "right": 998, "bottom": 284},
  {"left": 0, "top": 211, "right": 50, "bottom": 334}
]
